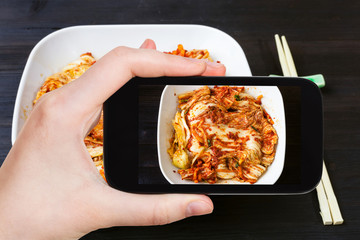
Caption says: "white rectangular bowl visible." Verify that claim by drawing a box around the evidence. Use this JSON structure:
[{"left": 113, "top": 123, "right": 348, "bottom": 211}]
[{"left": 12, "top": 24, "right": 252, "bottom": 144}]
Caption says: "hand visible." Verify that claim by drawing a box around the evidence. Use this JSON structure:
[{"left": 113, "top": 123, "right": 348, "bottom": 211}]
[{"left": 0, "top": 39, "right": 226, "bottom": 240}]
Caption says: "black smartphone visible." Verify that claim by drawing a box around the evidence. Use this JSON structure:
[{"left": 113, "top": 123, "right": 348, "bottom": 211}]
[{"left": 103, "top": 76, "right": 323, "bottom": 194}]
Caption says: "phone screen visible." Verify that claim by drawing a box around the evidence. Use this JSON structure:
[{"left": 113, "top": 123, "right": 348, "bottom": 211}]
[{"left": 138, "top": 85, "right": 301, "bottom": 185}]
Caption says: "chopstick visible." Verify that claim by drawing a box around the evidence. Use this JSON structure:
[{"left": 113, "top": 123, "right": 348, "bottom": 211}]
[
  {"left": 274, "top": 35, "right": 290, "bottom": 76},
  {"left": 320, "top": 161, "right": 344, "bottom": 225},
  {"left": 274, "top": 34, "right": 344, "bottom": 225}
]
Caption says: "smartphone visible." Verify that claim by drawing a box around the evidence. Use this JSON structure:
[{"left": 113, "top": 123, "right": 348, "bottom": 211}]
[{"left": 103, "top": 76, "right": 323, "bottom": 194}]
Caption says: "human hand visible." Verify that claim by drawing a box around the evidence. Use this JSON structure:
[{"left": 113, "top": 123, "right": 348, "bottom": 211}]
[{"left": 0, "top": 39, "right": 225, "bottom": 239}]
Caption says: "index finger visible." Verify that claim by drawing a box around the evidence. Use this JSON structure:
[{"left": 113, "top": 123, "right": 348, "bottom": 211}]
[{"left": 58, "top": 46, "right": 226, "bottom": 116}]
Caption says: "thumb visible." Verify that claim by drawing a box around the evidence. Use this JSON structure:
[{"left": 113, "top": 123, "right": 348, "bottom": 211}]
[{"left": 95, "top": 187, "right": 213, "bottom": 227}]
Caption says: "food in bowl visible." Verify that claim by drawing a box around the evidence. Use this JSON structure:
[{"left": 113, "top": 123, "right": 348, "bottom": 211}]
[
  {"left": 32, "top": 52, "right": 107, "bottom": 179},
  {"left": 167, "top": 86, "right": 278, "bottom": 184},
  {"left": 165, "top": 44, "right": 215, "bottom": 62}
]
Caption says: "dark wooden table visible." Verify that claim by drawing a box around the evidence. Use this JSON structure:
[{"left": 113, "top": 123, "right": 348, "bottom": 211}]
[{"left": 1, "top": 0, "right": 359, "bottom": 239}]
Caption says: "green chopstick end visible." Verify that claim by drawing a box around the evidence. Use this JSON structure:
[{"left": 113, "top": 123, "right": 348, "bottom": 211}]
[
  {"left": 269, "top": 74, "right": 326, "bottom": 88},
  {"left": 303, "top": 74, "right": 326, "bottom": 88}
]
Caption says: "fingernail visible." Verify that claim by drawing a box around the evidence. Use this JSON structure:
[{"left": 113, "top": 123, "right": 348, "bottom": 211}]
[
  {"left": 185, "top": 58, "right": 224, "bottom": 68},
  {"left": 205, "top": 60, "right": 225, "bottom": 68},
  {"left": 186, "top": 200, "right": 213, "bottom": 217}
]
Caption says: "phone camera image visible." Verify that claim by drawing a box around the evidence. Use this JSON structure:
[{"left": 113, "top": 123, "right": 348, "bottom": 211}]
[{"left": 140, "top": 85, "right": 300, "bottom": 185}]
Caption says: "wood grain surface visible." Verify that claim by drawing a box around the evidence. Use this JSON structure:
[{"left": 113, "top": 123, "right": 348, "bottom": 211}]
[{"left": 0, "top": 0, "right": 359, "bottom": 239}]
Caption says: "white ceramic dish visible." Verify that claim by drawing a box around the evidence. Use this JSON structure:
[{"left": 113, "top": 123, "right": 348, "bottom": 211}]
[
  {"left": 157, "top": 85, "right": 286, "bottom": 184},
  {"left": 12, "top": 24, "right": 251, "bottom": 144}
]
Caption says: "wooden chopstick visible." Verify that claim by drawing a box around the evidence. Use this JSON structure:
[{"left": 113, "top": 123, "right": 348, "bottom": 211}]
[
  {"left": 275, "top": 34, "right": 290, "bottom": 76},
  {"left": 274, "top": 34, "right": 344, "bottom": 225},
  {"left": 280, "top": 35, "right": 298, "bottom": 77},
  {"left": 316, "top": 178, "right": 333, "bottom": 225},
  {"left": 321, "top": 162, "right": 344, "bottom": 224}
]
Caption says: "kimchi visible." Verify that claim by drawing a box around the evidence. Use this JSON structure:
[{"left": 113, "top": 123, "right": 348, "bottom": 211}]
[{"left": 168, "top": 86, "right": 278, "bottom": 184}]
